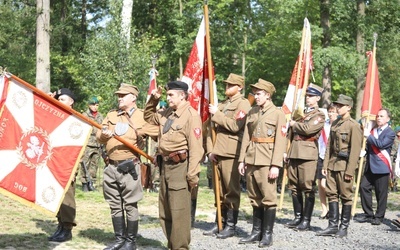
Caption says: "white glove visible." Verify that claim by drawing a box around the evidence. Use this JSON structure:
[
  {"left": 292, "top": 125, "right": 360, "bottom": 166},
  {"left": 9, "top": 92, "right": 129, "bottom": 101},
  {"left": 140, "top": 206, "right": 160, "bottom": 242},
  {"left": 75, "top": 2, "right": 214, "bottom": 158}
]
[
  {"left": 359, "top": 150, "right": 366, "bottom": 157},
  {"left": 395, "top": 160, "right": 400, "bottom": 178},
  {"left": 363, "top": 128, "right": 370, "bottom": 138}
]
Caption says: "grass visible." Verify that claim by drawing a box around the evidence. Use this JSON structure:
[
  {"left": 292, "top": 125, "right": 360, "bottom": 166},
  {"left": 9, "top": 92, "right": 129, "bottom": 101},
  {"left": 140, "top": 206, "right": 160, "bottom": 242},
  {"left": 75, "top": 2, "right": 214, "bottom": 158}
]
[{"left": 0, "top": 164, "right": 399, "bottom": 249}]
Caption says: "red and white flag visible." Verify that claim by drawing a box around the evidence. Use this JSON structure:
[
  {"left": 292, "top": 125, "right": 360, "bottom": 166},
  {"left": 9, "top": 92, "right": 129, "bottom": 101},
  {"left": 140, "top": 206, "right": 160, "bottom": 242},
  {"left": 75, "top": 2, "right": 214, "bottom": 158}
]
[
  {"left": 0, "top": 74, "right": 92, "bottom": 216},
  {"left": 146, "top": 67, "right": 158, "bottom": 103},
  {"left": 282, "top": 18, "right": 313, "bottom": 120},
  {"left": 361, "top": 50, "right": 382, "bottom": 121},
  {"left": 181, "top": 17, "right": 217, "bottom": 123}
]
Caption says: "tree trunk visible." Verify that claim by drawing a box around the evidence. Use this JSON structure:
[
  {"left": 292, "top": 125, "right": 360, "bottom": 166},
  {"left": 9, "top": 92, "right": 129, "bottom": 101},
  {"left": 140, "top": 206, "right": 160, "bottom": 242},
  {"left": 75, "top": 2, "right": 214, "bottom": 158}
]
[
  {"left": 121, "top": 0, "right": 133, "bottom": 48},
  {"left": 355, "top": 0, "right": 365, "bottom": 120},
  {"left": 36, "top": 0, "right": 50, "bottom": 92},
  {"left": 320, "top": 0, "right": 331, "bottom": 108},
  {"left": 81, "top": 0, "right": 87, "bottom": 50}
]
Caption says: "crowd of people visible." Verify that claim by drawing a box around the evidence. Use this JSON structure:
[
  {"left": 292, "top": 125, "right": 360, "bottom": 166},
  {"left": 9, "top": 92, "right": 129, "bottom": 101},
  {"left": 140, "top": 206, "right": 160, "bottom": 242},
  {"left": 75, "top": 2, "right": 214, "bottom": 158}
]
[{"left": 46, "top": 75, "right": 400, "bottom": 249}]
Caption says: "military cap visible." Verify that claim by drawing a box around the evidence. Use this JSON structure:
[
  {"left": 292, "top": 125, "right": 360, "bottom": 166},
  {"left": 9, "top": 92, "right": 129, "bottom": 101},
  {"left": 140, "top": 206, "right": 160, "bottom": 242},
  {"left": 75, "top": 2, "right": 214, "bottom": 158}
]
[
  {"left": 166, "top": 81, "right": 189, "bottom": 92},
  {"left": 115, "top": 83, "right": 139, "bottom": 96},
  {"left": 55, "top": 88, "right": 76, "bottom": 101},
  {"left": 394, "top": 126, "right": 400, "bottom": 133},
  {"left": 251, "top": 78, "right": 276, "bottom": 95},
  {"left": 333, "top": 94, "right": 353, "bottom": 107},
  {"left": 88, "top": 96, "right": 99, "bottom": 104},
  {"left": 223, "top": 73, "right": 245, "bottom": 87},
  {"left": 306, "top": 83, "right": 323, "bottom": 96}
]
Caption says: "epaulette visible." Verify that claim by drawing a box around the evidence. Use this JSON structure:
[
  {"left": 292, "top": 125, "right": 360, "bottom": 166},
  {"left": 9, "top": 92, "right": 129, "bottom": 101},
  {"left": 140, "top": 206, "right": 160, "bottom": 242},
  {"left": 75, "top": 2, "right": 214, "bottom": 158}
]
[
  {"left": 187, "top": 106, "right": 199, "bottom": 116},
  {"left": 109, "top": 108, "right": 118, "bottom": 113}
]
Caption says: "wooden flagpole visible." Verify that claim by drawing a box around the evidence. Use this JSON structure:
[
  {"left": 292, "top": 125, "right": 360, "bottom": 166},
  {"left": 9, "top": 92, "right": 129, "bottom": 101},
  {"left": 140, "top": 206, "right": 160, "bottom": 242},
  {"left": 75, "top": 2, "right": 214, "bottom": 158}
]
[
  {"left": 8, "top": 73, "right": 154, "bottom": 162},
  {"left": 204, "top": 2, "right": 222, "bottom": 230},
  {"left": 278, "top": 19, "right": 308, "bottom": 210},
  {"left": 352, "top": 33, "right": 378, "bottom": 216}
]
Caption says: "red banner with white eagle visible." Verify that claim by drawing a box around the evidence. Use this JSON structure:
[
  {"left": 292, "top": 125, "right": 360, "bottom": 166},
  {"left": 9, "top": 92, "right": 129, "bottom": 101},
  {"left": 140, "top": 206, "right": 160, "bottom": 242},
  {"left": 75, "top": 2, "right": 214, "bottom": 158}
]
[
  {"left": 146, "top": 67, "right": 158, "bottom": 103},
  {"left": 0, "top": 74, "right": 92, "bottom": 216},
  {"left": 181, "top": 17, "right": 217, "bottom": 123},
  {"left": 281, "top": 18, "right": 313, "bottom": 120},
  {"left": 361, "top": 50, "right": 382, "bottom": 120}
]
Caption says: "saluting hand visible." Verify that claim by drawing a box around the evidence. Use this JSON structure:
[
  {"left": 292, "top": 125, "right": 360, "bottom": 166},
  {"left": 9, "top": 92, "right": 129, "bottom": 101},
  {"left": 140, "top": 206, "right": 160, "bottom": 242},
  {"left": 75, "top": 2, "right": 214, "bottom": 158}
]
[
  {"left": 238, "top": 162, "right": 247, "bottom": 176},
  {"left": 208, "top": 104, "right": 218, "bottom": 115},
  {"left": 151, "top": 86, "right": 163, "bottom": 99}
]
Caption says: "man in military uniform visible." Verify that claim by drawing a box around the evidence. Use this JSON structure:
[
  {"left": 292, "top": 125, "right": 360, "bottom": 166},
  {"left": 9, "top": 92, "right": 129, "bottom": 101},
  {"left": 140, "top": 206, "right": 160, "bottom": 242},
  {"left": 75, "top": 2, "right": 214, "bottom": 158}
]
[
  {"left": 97, "top": 84, "right": 158, "bottom": 250},
  {"left": 47, "top": 88, "right": 78, "bottom": 242},
  {"left": 286, "top": 84, "right": 325, "bottom": 231},
  {"left": 203, "top": 73, "right": 251, "bottom": 238},
  {"left": 316, "top": 94, "right": 362, "bottom": 238},
  {"left": 237, "top": 79, "right": 286, "bottom": 247},
  {"left": 144, "top": 81, "right": 204, "bottom": 250},
  {"left": 80, "top": 96, "right": 104, "bottom": 191}
]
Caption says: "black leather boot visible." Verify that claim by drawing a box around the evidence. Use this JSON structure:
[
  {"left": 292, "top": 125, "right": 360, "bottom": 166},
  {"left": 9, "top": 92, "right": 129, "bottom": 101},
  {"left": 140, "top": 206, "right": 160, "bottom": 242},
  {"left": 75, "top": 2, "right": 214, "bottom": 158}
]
[
  {"left": 121, "top": 220, "right": 138, "bottom": 250},
  {"left": 104, "top": 217, "right": 126, "bottom": 250},
  {"left": 259, "top": 207, "right": 275, "bottom": 248},
  {"left": 203, "top": 209, "right": 226, "bottom": 236},
  {"left": 48, "top": 222, "right": 63, "bottom": 241},
  {"left": 286, "top": 193, "right": 303, "bottom": 228},
  {"left": 336, "top": 205, "right": 351, "bottom": 238},
  {"left": 50, "top": 223, "right": 72, "bottom": 242},
  {"left": 217, "top": 209, "right": 238, "bottom": 239},
  {"left": 191, "top": 199, "right": 197, "bottom": 228},
  {"left": 88, "top": 181, "right": 96, "bottom": 191},
  {"left": 239, "top": 206, "right": 263, "bottom": 244},
  {"left": 295, "top": 196, "right": 315, "bottom": 231},
  {"left": 316, "top": 202, "right": 339, "bottom": 236},
  {"left": 82, "top": 183, "right": 89, "bottom": 192}
]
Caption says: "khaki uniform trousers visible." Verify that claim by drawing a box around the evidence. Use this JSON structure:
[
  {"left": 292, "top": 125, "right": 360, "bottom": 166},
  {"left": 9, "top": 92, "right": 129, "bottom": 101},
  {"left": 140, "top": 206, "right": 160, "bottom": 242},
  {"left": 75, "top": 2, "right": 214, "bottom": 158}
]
[
  {"left": 215, "top": 156, "right": 241, "bottom": 210},
  {"left": 159, "top": 159, "right": 191, "bottom": 250},
  {"left": 57, "top": 182, "right": 76, "bottom": 228},
  {"left": 325, "top": 170, "right": 353, "bottom": 205},
  {"left": 246, "top": 165, "right": 277, "bottom": 208},
  {"left": 288, "top": 159, "right": 317, "bottom": 198},
  {"left": 103, "top": 163, "right": 142, "bottom": 221}
]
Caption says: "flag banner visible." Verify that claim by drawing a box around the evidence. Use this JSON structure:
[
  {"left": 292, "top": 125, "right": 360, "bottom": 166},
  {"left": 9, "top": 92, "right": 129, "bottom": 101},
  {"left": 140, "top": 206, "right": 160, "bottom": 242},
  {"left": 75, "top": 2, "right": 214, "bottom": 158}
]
[
  {"left": 282, "top": 18, "right": 313, "bottom": 120},
  {"left": 146, "top": 67, "right": 158, "bottom": 103},
  {"left": 181, "top": 17, "right": 217, "bottom": 123},
  {"left": 0, "top": 74, "right": 92, "bottom": 216},
  {"left": 361, "top": 50, "right": 382, "bottom": 133}
]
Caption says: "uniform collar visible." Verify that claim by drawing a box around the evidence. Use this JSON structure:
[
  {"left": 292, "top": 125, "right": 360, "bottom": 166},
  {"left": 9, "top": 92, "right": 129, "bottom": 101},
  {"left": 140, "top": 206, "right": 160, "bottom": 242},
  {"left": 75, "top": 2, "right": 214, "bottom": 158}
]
[
  {"left": 170, "top": 101, "right": 190, "bottom": 118},
  {"left": 118, "top": 107, "right": 135, "bottom": 117}
]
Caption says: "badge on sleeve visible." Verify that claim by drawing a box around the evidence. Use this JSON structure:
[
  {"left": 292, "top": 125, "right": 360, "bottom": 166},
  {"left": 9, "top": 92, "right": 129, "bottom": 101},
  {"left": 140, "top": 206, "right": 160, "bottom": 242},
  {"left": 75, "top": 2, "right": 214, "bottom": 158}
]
[
  {"left": 236, "top": 110, "right": 246, "bottom": 120},
  {"left": 314, "top": 117, "right": 322, "bottom": 125},
  {"left": 281, "top": 125, "right": 287, "bottom": 137},
  {"left": 194, "top": 128, "right": 201, "bottom": 139}
]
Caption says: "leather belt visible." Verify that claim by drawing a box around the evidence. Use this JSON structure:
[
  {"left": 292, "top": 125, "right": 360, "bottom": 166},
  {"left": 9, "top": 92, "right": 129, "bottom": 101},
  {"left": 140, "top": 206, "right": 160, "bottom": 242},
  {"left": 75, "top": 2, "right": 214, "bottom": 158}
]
[
  {"left": 251, "top": 137, "right": 275, "bottom": 143},
  {"left": 109, "top": 158, "right": 133, "bottom": 166},
  {"left": 293, "top": 135, "right": 317, "bottom": 142},
  {"left": 162, "top": 150, "right": 188, "bottom": 163}
]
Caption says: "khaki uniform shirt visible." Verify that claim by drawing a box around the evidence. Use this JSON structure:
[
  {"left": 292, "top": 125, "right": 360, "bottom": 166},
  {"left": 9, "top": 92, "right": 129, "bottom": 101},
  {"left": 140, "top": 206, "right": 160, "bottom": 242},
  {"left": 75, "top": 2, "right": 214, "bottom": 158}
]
[
  {"left": 210, "top": 93, "right": 251, "bottom": 157},
  {"left": 96, "top": 108, "right": 158, "bottom": 161},
  {"left": 288, "top": 107, "right": 325, "bottom": 160},
  {"left": 144, "top": 96, "right": 204, "bottom": 184},
  {"left": 322, "top": 114, "right": 362, "bottom": 176},
  {"left": 82, "top": 109, "right": 104, "bottom": 147},
  {"left": 239, "top": 102, "right": 286, "bottom": 167}
]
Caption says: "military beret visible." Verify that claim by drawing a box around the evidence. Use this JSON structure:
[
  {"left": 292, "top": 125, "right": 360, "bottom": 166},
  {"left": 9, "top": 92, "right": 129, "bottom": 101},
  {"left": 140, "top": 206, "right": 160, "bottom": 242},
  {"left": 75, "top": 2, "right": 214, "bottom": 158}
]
[
  {"left": 55, "top": 88, "right": 76, "bottom": 101},
  {"left": 166, "top": 81, "right": 188, "bottom": 92},
  {"left": 306, "top": 83, "right": 323, "bottom": 96},
  {"left": 88, "top": 96, "right": 99, "bottom": 104},
  {"left": 251, "top": 79, "right": 276, "bottom": 95},
  {"left": 333, "top": 94, "right": 353, "bottom": 107},
  {"left": 159, "top": 100, "right": 167, "bottom": 108},
  {"left": 394, "top": 126, "right": 400, "bottom": 133},
  {"left": 223, "top": 73, "right": 245, "bottom": 87},
  {"left": 115, "top": 83, "right": 139, "bottom": 96}
]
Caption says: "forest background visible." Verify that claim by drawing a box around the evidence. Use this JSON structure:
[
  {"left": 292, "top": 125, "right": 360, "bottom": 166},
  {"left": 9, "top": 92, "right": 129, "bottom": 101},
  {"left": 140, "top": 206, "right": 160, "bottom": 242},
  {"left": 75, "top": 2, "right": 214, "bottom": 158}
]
[{"left": 1, "top": 0, "right": 400, "bottom": 125}]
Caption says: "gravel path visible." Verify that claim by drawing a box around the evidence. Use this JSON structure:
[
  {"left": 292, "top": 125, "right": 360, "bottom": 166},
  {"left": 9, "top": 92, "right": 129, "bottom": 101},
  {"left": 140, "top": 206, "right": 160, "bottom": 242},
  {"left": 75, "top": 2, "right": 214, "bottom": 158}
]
[{"left": 137, "top": 210, "right": 400, "bottom": 250}]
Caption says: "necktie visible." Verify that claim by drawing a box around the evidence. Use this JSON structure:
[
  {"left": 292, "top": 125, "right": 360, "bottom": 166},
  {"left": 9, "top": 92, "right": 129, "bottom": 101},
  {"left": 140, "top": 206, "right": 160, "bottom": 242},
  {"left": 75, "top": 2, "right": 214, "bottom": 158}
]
[
  {"left": 377, "top": 128, "right": 382, "bottom": 136},
  {"left": 163, "top": 112, "right": 175, "bottom": 134}
]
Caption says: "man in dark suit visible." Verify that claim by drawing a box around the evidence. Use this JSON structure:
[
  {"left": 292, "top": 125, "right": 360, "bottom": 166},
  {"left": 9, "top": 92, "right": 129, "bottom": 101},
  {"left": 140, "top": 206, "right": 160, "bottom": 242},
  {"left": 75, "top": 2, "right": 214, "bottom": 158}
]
[{"left": 357, "top": 108, "right": 395, "bottom": 225}]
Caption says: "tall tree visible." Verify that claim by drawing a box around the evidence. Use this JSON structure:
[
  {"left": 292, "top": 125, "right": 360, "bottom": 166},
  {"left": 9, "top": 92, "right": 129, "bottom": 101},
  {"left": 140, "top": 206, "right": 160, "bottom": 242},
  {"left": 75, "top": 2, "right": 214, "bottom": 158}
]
[
  {"left": 320, "top": 0, "right": 332, "bottom": 108},
  {"left": 36, "top": 0, "right": 51, "bottom": 92},
  {"left": 355, "top": 0, "right": 366, "bottom": 120},
  {"left": 121, "top": 0, "right": 133, "bottom": 47}
]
